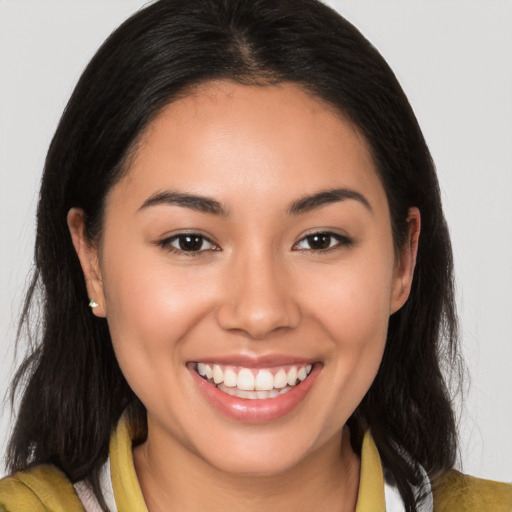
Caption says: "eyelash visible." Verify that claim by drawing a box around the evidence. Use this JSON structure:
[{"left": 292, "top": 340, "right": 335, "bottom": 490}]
[
  {"left": 158, "top": 231, "right": 353, "bottom": 256},
  {"left": 292, "top": 231, "right": 353, "bottom": 253},
  {"left": 158, "top": 233, "right": 219, "bottom": 257}
]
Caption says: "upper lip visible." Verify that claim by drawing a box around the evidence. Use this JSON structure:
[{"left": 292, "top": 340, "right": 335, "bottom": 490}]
[{"left": 191, "top": 353, "right": 317, "bottom": 368}]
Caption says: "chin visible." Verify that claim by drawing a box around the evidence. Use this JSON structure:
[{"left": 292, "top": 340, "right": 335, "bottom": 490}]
[
  {"left": 189, "top": 422, "right": 327, "bottom": 478},
  {"left": 203, "top": 446, "right": 309, "bottom": 477}
]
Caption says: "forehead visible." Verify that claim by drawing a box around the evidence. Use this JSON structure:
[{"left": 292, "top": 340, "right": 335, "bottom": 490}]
[{"left": 109, "top": 81, "right": 385, "bottom": 214}]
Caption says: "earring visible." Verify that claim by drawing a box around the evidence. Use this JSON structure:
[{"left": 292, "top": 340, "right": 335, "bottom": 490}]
[{"left": 88, "top": 299, "right": 99, "bottom": 309}]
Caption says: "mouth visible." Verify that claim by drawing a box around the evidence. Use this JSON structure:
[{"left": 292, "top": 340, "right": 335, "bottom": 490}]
[{"left": 192, "top": 362, "right": 314, "bottom": 400}]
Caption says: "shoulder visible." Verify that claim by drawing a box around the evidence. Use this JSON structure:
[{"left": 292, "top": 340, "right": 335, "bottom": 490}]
[
  {"left": 433, "top": 469, "right": 512, "bottom": 512},
  {"left": 0, "top": 464, "right": 84, "bottom": 512}
]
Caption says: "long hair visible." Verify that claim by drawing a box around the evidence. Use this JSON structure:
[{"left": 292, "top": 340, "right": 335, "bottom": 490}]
[{"left": 7, "top": 1, "right": 460, "bottom": 510}]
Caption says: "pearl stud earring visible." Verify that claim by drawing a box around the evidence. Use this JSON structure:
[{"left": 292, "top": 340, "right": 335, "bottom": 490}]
[{"left": 88, "top": 299, "right": 99, "bottom": 309}]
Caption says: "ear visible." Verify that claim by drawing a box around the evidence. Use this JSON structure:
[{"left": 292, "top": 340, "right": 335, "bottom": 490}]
[
  {"left": 67, "top": 208, "right": 107, "bottom": 317},
  {"left": 390, "top": 207, "right": 421, "bottom": 314}
]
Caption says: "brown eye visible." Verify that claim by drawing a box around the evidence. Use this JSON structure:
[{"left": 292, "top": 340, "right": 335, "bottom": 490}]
[
  {"left": 294, "top": 231, "right": 353, "bottom": 252},
  {"left": 159, "top": 233, "right": 217, "bottom": 254},
  {"left": 306, "top": 233, "right": 332, "bottom": 250},
  {"left": 178, "top": 234, "right": 204, "bottom": 251}
]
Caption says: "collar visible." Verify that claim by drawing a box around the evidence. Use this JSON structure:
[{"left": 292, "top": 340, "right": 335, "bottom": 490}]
[
  {"left": 98, "top": 413, "right": 431, "bottom": 511},
  {"left": 355, "top": 430, "right": 386, "bottom": 511}
]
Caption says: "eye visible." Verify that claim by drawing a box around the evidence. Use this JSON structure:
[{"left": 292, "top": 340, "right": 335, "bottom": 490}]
[
  {"left": 159, "top": 233, "right": 218, "bottom": 254},
  {"left": 293, "top": 232, "right": 352, "bottom": 252}
]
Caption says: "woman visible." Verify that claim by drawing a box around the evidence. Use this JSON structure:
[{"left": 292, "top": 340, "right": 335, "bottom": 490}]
[{"left": 0, "top": 0, "right": 510, "bottom": 511}]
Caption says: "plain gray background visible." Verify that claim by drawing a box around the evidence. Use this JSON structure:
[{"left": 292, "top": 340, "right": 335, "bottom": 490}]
[{"left": 1, "top": 0, "right": 511, "bottom": 482}]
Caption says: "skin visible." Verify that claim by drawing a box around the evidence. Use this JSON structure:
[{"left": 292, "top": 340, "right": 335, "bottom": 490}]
[{"left": 68, "top": 81, "right": 420, "bottom": 511}]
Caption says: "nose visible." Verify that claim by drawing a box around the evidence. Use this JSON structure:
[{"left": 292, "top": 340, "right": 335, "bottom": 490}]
[{"left": 216, "top": 252, "right": 301, "bottom": 339}]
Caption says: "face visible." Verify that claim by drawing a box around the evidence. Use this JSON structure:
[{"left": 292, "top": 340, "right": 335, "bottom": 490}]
[{"left": 69, "top": 81, "right": 419, "bottom": 476}]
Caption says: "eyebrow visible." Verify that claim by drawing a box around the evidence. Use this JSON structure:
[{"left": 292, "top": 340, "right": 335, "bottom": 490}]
[
  {"left": 138, "top": 187, "right": 371, "bottom": 217},
  {"left": 138, "top": 191, "right": 228, "bottom": 216},
  {"left": 287, "top": 188, "right": 372, "bottom": 215}
]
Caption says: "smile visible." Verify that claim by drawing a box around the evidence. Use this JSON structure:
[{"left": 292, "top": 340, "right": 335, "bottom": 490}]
[{"left": 194, "top": 363, "right": 314, "bottom": 400}]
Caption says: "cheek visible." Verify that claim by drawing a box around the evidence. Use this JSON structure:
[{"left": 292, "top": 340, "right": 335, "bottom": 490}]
[
  {"left": 304, "top": 251, "right": 395, "bottom": 343},
  {"left": 299, "top": 250, "right": 395, "bottom": 409},
  {"left": 99, "top": 244, "right": 214, "bottom": 373},
  {"left": 99, "top": 251, "right": 219, "bottom": 427}
]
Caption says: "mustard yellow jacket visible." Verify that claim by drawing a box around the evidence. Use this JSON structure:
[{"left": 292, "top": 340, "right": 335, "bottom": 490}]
[{"left": 1, "top": 416, "right": 511, "bottom": 511}]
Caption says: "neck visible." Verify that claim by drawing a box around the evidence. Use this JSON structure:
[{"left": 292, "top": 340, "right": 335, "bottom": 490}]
[{"left": 133, "top": 424, "right": 360, "bottom": 512}]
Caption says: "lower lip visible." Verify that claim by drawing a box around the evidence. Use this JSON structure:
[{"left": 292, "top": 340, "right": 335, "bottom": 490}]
[{"left": 189, "top": 365, "right": 320, "bottom": 423}]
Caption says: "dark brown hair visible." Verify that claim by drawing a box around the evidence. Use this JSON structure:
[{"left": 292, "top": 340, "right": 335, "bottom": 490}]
[{"left": 8, "top": 1, "right": 460, "bottom": 510}]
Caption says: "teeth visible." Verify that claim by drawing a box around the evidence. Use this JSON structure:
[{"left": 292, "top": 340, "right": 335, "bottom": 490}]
[
  {"left": 287, "top": 366, "right": 297, "bottom": 386},
  {"left": 198, "top": 363, "right": 207, "bottom": 377},
  {"left": 213, "top": 365, "right": 223, "bottom": 384},
  {"left": 198, "top": 363, "right": 214, "bottom": 380},
  {"left": 274, "top": 369, "right": 288, "bottom": 388},
  {"left": 218, "top": 384, "right": 294, "bottom": 400},
  {"left": 224, "top": 368, "right": 237, "bottom": 388},
  {"left": 255, "top": 370, "right": 274, "bottom": 391},
  {"left": 222, "top": 385, "right": 236, "bottom": 396},
  {"left": 237, "top": 369, "right": 255, "bottom": 391},
  {"left": 196, "top": 362, "right": 314, "bottom": 397}
]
